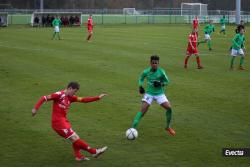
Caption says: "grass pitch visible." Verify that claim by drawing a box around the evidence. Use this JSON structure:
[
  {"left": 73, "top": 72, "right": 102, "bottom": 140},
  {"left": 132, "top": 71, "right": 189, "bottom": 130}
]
[{"left": 0, "top": 24, "right": 250, "bottom": 167}]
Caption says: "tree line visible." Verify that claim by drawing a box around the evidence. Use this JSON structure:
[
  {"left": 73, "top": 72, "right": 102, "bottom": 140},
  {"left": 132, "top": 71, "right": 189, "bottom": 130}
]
[{"left": 0, "top": 0, "right": 250, "bottom": 11}]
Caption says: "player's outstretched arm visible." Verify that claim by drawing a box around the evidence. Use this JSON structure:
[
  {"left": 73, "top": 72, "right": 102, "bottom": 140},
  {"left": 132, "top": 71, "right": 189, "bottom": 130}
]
[
  {"left": 98, "top": 93, "right": 107, "bottom": 99},
  {"left": 32, "top": 108, "right": 37, "bottom": 117},
  {"left": 77, "top": 93, "right": 107, "bottom": 103}
]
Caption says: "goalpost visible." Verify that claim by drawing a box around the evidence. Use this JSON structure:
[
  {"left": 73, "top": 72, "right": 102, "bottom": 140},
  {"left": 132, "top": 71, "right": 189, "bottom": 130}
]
[
  {"left": 123, "top": 8, "right": 140, "bottom": 15},
  {"left": 181, "top": 3, "right": 208, "bottom": 16},
  {"left": 31, "top": 12, "right": 82, "bottom": 27},
  {"left": 0, "top": 12, "right": 8, "bottom": 27}
]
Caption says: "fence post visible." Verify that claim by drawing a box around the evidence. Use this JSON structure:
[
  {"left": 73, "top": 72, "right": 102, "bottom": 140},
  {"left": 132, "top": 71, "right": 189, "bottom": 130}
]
[
  {"left": 102, "top": 9, "right": 104, "bottom": 24},
  {"left": 125, "top": 13, "right": 126, "bottom": 24}
]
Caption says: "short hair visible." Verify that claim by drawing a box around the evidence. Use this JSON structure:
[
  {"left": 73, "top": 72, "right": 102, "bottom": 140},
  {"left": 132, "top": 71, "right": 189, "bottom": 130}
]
[
  {"left": 237, "top": 25, "right": 245, "bottom": 32},
  {"left": 67, "top": 82, "right": 80, "bottom": 90},
  {"left": 150, "top": 55, "right": 159, "bottom": 62}
]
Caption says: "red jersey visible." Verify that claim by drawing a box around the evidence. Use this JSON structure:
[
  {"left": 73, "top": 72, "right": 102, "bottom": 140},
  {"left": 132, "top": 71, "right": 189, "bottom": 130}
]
[
  {"left": 193, "top": 18, "right": 199, "bottom": 29},
  {"left": 87, "top": 17, "right": 93, "bottom": 30},
  {"left": 34, "top": 90, "right": 100, "bottom": 130},
  {"left": 187, "top": 33, "right": 198, "bottom": 55}
]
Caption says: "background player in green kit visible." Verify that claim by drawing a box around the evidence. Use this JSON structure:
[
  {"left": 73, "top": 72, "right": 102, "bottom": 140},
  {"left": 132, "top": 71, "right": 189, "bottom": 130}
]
[
  {"left": 219, "top": 15, "right": 227, "bottom": 35},
  {"left": 230, "top": 26, "right": 246, "bottom": 70},
  {"left": 131, "top": 55, "right": 176, "bottom": 136},
  {"left": 198, "top": 20, "right": 215, "bottom": 51},
  {"left": 52, "top": 16, "right": 62, "bottom": 40}
]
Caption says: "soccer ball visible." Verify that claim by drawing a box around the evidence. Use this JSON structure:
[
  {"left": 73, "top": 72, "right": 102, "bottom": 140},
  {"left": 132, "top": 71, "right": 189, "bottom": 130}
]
[{"left": 126, "top": 128, "right": 138, "bottom": 140}]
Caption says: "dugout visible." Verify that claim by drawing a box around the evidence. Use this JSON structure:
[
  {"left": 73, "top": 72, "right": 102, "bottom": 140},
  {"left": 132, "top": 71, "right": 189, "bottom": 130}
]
[{"left": 31, "top": 12, "right": 82, "bottom": 27}]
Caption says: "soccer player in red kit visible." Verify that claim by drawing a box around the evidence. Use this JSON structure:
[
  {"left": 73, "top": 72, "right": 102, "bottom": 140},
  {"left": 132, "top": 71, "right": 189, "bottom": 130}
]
[
  {"left": 193, "top": 16, "right": 199, "bottom": 36},
  {"left": 32, "top": 82, "right": 107, "bottom": 161},
  {"left": 184, "top": 29, "right": 203, "bottom": 69},
  {"left": 86, "top": 14, "right": 93, "bottom": 42}
]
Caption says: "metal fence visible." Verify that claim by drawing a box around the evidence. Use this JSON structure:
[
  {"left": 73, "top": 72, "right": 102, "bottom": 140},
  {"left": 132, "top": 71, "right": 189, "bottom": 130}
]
[
  {"left": 1, "top": 8, "right": 250, "bottom": 15},
  {"left": 2, "top": 8, "right": 250, "bottom": 25}
]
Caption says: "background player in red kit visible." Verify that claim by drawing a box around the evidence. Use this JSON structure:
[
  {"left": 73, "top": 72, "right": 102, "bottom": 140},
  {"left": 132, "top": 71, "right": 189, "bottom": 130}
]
[
  {"left": 86, "top": 14, "right": 93, "bottom": 42},
  {"left": 184, "top": 28, "right": 203, "bottom": 69},
  {"left": 32, "top": 82, "right": 107, "bottom": 161},
  {"left": 193, "top": 16, "right": 199, "bottom": 36}
]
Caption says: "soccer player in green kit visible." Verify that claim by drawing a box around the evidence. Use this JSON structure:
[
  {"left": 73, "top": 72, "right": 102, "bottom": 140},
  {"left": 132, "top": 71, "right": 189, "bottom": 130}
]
[
  {"left": 52, "top": 16, "right": 62, "bottom": 40},
  {"left": 230, "top": 26, "right": 246, "bottom": 70},
  {"left": 198, "top": 20, "right": 215, "bottom": 51},
  {"left": 219, "top": 15, "right": 226, "bottom": 35},
  {"left": 131, "top": 55, "right": 176, "bottom": 136}
]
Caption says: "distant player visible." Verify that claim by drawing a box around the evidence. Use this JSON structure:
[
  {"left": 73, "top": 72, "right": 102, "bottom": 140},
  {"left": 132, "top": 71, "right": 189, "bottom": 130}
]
[
  {"left": 230, "top": 26, "right": 246, "bottom": 70},
  {"left": 198, "top": 20, "right": 215, "bottom": 51},
  {"left": 32, "top": 82, "right": 108, "bottom": 161},
  {"left": 192, "top": 16, "right": 199, "bottom": 35},
  {"left": 219, "top": 15, "right": 226, "bottom": 35},
  {"left": 184, "top": 28, "right": 203, "bottom": 69},
  {"left": 131, "top": 55, "right": 176, "bottom": 136},
  {"left": 52, "top": 16, "right": 62, "bottom": 40},
  {"left": 86, "top": 14, "right": 94, "bottom": 42}
]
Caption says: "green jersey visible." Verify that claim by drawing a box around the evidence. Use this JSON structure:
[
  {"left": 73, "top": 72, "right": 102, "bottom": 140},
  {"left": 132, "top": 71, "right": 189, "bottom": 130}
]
[
  {"left": 52, "top": 18, "right": 61, "bottom": 27},
  {"left": 204, "top": 24, "right": 215, "bottom": 35},
  {"left": 139, "top": 67, "right": 170, "bottom": 96},
  {"left": 232, "top": 33, "right": 245, "bottom": 50},
  {"left": 220, "top": 18, "right": 226, "bottom": 26}
]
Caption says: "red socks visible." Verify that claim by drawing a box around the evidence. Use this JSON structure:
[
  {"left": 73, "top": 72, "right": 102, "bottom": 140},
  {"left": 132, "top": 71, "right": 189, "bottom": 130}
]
[
  {"left": 184, "top": 56, "right": 190, "bottom": 66},
  {"left": 72, "top": 139, "right": 96, "bottom": 157},
  {"left": 196, "top": 56, "right": 201, "bottom": 67}
]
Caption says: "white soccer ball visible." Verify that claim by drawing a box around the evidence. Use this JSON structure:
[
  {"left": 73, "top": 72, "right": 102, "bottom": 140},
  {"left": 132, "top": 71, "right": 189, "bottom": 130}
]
[{"left": 126, "top": 128, "right": 138, "bottom": 140}]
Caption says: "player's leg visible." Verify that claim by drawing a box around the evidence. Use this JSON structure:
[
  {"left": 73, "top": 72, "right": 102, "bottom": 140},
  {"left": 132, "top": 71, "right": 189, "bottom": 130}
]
[
  {"left": 132, "top": 94, "right": 152, "bottom": 128},
  {"left": 57, "top": 32, "right": 61, "bottom": 40},
  {"left": 239, "top": 49, "right": 245, "bottom": 70},
  {"left": 197, "top": 34, "right": 208, "bottom": 46},
  {"left": 230, "top": 49, "right": 237, "bottom": 69},
  {"left": 56, "top": 26, "right": 61, "bottom": 40},
  {"left": 184, "top": 49, "right": 191, "bottom": 68},
  {"left": 69, "top": 133, "right": 107, "bottom": 161},
  {"left": 87, "top": 31, "right": 93, "bottom": 41},
  {"left": 207, "top": 37, "right": 212, "bottom": 50},
  {"left": 52, "top": 31, "right": 56, "bottom": 39},
  {"left": 157, "top": 95, "right": 175, "bottom": 136},
  {"left": 195, "top": 54, "right": 203, "bottom": 69}
]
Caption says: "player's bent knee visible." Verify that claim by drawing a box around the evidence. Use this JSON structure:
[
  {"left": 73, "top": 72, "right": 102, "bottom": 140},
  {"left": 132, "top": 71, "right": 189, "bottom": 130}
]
[{"left": 69, "top": 133, "right": 79, "bottom": 142}]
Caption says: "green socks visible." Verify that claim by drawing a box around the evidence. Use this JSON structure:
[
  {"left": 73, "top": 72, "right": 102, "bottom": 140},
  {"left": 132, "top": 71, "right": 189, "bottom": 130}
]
[
  {"left": 208, "top": 40, "right": 212, "bottom": 49},
  {"left": 240, "top": 57, "right": 244, "bottom": 66},
  {"left": 52, "top": 32, "right": 60, "bottom": 40},
  {"left": 132, "top": 108, "right": 173, "bottom": 129},
  {"left": 166, "top": 108, "right": 172, "bottom": 128},
  {"left": 230, "top": 56, "right": 235, "bottom": 68},
  {"left": 132, "top": 112, "right": 143, "bottom": 128}
]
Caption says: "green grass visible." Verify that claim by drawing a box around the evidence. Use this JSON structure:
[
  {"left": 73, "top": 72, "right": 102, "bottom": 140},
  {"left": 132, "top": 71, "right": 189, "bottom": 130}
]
[{"left": 0, "top": 24, "right": 250, "bottom": 167}]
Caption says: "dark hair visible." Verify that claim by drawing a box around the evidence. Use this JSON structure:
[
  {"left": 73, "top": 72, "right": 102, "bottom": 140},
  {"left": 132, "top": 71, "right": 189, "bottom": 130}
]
[
  {"left": 237, "top": 25, "right": 245, "bottom": 32},
  {"left": 150, "top": 55, "right": 159, "bottom": 61},
  {"left": 67, "top": 82, "right": 80, "bottom": 90}
]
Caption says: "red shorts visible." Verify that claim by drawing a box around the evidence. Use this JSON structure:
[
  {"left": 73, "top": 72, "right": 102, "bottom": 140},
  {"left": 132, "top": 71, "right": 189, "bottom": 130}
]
[
  {"left": 186, "top": 47, "right": 198, "bottom": 55},
  {"left": 88, "top": 28, "right": 93, "bottom": 33},
  {"left": 53, "top": 128, "right": 75, "bottom": 139}
]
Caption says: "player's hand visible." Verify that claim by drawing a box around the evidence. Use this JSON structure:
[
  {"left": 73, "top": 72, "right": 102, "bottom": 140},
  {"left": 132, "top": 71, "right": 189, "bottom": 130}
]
[
  {"left": 139, "top": 86, "right": 145, "bottom": 94},
  {"left": 153, "top": 81, "right": 162, "bottom": 87},
  {"left": 99, "top": 94, "right": 107, "bottom": 99},
  {"left": 32, "top": 108, "right": 37, "bottom": 117}
]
